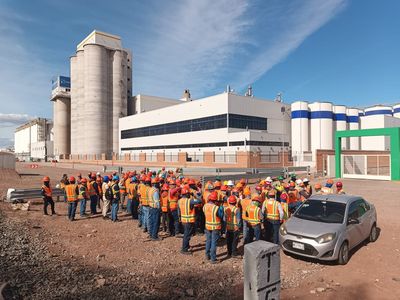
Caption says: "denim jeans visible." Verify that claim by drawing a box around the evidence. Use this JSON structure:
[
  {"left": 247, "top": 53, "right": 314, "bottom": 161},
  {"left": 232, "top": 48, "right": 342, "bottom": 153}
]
[
  {"left": 80, "top": 199, "right": 87, "bottom": 216},
  {"left": 169, "top": 210, "right": 180, "bottom": 235},
  {"left": 126, "top": 199, "right": 132, "bottom": 215},
  {"left": 242, "top": 219, "right": 248, "bottom": 241},
  {"left": 244, "top": 223, "right": 261, "bottom": 244},
  {"left": 226, "top": 230, "right": 240, "bottom": 255},
  {"left": 141, "top": 206, "right": 150, "bottom": 231},
  {"left": 205, "top": 229, "right": 220, "bottom": 261},
  {"left": 111, "top": 200, "right": 119, "bottom": 221},
  {"left": 182, "top": 222, "right": 194, "bottom": 252},
  {"left": 68, "top": 201, "right": 77, "bottom": 220},
  {"left": 265, "top": 220, "right": 281, "bottom": 244},
  {"left": 148, "top": 207, "right": 160, "bottom": 239},
  {"left": 90, "top": 195, "right": 98, "bottom": 214}
]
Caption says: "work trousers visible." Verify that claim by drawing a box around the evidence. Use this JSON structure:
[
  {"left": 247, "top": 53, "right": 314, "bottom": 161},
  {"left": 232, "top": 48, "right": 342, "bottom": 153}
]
[
  {"left": 205, "top": 229, "right": 220, "bottom": 262},
  {"left": 119, "top": 193, "right": 126, "bottom": 211},
  {"left": 244, "top": 223, "right": 261, "bottom": 244},
  {"left": 90, "top": 195, "right": 98, "bottom": 214},
  {"left": 141, "top": 206, "right": 150, "bottom": 231},
  {"left": 242, "top": 219, "right": 248, "bottom": 241},
  {"left": 130, "top": 197, "right": 139, "bottom": 219},
  {"left": 67, "top": 201, "right": 77, "bottom": 221},
  {"left": 43, "top": 196, "right": 55, "bottom": 215},
  {"left": 138, "top": 205, "right": 143, "bottom": 227},
  {"left": 148, "top": 207, "right": 160, "bottom": 239},
  {"left": 194, "top": 207, "right": 205, "bottom": 234},
  {"left": 161, "top": 211, "right": 169, "bottom": 232},
  {"left": 182, "top": 222, "right": 194, "bottom": 252},
  {"left": 265, "top": 219, "right": 281, "bottom": 244},
  {"left": 226, "top": 230, "right": 240, "bottom": 256},
  {"left": 111, "top": 200, "right": 119, "bottom": 222},
  {"left": 102, "top": 198, "right": 110, "bottom": 217},
  {"left": 169, "top": 210, "right": 180, "bottom": 236},
  {"left": 80, "top": 198, "right": 87, "bottom": 216}
]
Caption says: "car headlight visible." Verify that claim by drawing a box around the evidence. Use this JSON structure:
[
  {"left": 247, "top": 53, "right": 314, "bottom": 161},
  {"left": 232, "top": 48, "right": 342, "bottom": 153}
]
[
  {"left": 279, "top": 224, "right": 288, "bottom": 236},
  {"left": 315, "top": 233, "right": 336, "bottom": 244}
]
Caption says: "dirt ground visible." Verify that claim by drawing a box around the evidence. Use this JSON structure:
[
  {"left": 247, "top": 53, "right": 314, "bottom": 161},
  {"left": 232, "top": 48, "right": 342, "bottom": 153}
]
[{"left": 1, "top": 162, "right": 400, "bottom": 299}]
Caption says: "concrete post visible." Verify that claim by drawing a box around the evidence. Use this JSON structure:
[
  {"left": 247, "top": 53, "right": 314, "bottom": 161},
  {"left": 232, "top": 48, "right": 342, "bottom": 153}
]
[{"left": 244, "top": 240, "right": 280, "bottom": 300}]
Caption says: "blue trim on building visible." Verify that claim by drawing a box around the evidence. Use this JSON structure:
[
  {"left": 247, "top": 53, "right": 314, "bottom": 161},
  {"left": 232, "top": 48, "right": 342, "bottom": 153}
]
[
  {"left": 393, "top": 107, "right": 400, "bottom": 114},
  {"left": 346, "top": 116, "right": 359, "bottom": 123},
  {"left": 310, "top": 111, "right": 333, "bottom": 119},
  {"left": 358, "top": 112, "right": 364, "bottom": 116},
  {"left": 333, "top": 113, "right": 346, "bottom": 121},
  {"left": 291, "top": 110, "right": 309, "bottom": 119},
  {"left": 364, "top": 109, "right": 392, "bottom": 116}
]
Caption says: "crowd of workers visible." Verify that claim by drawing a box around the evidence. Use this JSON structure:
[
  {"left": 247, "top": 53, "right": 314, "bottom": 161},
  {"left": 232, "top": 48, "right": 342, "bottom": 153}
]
[{"left": 40, "top": 169, "right": 345, "bottom": 263}]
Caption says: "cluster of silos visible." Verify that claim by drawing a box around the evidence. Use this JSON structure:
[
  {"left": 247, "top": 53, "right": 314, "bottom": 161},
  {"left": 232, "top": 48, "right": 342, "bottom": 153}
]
[{"left": 69, "top": 31, "right": 132, "bottom": 158}]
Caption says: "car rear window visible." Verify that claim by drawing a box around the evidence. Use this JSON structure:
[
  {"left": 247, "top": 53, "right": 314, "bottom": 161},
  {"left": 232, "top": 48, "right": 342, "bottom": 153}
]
[{"left": 294, "top": 200, "right": 346, "bottom": 224}]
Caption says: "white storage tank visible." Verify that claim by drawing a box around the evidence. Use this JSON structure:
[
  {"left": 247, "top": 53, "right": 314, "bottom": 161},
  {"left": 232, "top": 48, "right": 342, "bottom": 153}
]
[
  {"left": 346, "top": 108, "right": 360, "bottom": 150},
  {"left": 309, "top": 102, "right": 333, "bottom": 153},
  {"left": 393, "top": 104, "right": 400, "bottom": 118},
  {"left": 69, "top": 55, "right": 77, "bottom": 156},
  {"left": 364, "top": 105, "right": 392, "bottom": 117},
  {"left": 333, "top": 105, "right": 347, "bottom": 149},
  {"left": 291, "top": 101, "right": 309, "bottom": 155}
]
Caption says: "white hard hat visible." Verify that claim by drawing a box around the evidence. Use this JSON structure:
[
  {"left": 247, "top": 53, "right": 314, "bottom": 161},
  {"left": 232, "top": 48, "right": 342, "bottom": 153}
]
[
  {"left": 303, "top": 178, "right": 309, "bottom": 183},
  {"left": 96, "top": 172, "right": 101, "bottom": 176},
  {"left": 296, "top": 179, "right": 303, "bottom": 185},
  {"left": 55, "top": 184, "right": 60, "bottom": 189},
  {"left": 266, "top": 176, "right": 272, "bottom": 182},
  {"left": 227, "top": 180, "right": 234, "bottom": 186}
]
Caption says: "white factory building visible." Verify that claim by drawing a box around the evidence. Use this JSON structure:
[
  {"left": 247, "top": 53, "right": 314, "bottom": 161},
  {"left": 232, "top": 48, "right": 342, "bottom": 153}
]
[
  {"left": 14, "top": 118, "right": 54, "bottom": 161},
  {"left": 119, "top": 91, "right": 291, "bottom": 160}
]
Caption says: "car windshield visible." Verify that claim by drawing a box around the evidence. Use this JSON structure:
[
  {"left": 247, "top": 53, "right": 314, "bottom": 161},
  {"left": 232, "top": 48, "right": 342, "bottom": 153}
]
[{"left": 294, "top": 199, "right": 346, "bottom": 224}]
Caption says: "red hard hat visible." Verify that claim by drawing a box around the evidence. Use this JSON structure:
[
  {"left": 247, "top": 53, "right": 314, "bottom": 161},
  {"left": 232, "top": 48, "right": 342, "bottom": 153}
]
[
  {"left": 183, "top": 178, "right": 189, "bottom": 184},
  {"left": 228, "top": 195, "right": 237, "bottom": 204},
  {"left": 188, "top": 179, "right": 196, "bottom": 185},
  {"left": 145, "top": 176, "right": 152, "bottom": 182},
  {"left": 81, "top": 178, "right": 87, "bottom": 184},
  {"left": 162, "top": 184, "right": 169, "bottom": 191},
  {"left": 221, "top": 185, "right": 228, "bottom": 191},
  {"left": 175, "top": 179, "right": 181, "bottom": 185},
  {"left": 289, "top": 182, "right": 296, "bottom": 187},
  {"left": 208, "top": 191, "right": 218, "bottom": 202},
  {"left": 151, "top": 177, "right": 159, "bottom": 184},
  {"left": 42, "top": 176, "right": 50, "bottom": 182},
  {"left": 255, "top": 185, "right": 262, "bottom": 191},
  {"left": 336, "top": 181, "right": 343, "bottom": 187},
  {"left": 181, "top": 187, "right": 190, "bottom": 195},
  {"left": 69, "top": 176, "right": 76, "bottom": 183},
  {"left": 280, "top": 193, "right": 288, "bottom": 201}
]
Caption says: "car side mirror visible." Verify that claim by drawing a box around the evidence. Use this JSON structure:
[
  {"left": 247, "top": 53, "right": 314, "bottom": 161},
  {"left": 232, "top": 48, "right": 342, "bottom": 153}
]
[{"left": 347, "top": 218, "right": 359, "bottom": 225}]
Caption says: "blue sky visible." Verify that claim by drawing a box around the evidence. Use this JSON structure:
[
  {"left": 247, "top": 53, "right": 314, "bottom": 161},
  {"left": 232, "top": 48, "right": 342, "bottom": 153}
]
[{"left": 0, "top": 0, "right": 399, "bottom": 146}]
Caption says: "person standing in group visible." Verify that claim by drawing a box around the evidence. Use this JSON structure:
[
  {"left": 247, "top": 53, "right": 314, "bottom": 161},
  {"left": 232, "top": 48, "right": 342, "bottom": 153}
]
[
  {"left": 224, "top": 195, "right": 241, "bottom": 258},
  {"left": 148, "top": 178, "right": 161, "bottom": 241},
  {"left": 239, "top": 187, "right": 252, "bottom": 242},
  {"left": 127, "top": 175, "right": 139, "bottom": 219},
  {"left": 59, "top": 174, "right": 69, "bottom": 202},
  {"left": 245, "top": 195, "right": 263, "bottom": 244},
  {"left": 96, "top": 176, "right": 103, "bottom": 210},
  {"left": 102, "top": 176, "right": 112, "bottom": 219},
  {"left": 87, "top": 175, "right": 99, "bottom": 215},
  {"left": 168, "top": 180, "right": 181, "bottom": 237},
  {"left": 78, "top": 178, "right": 89, "bottom": 217},
  {"left": 110, "top": 176, "right": 121, "bottom": 222},
  {"left": 160, "top": 183, "right": 170, "bottom": 232},
  {"left": 336, "top": 182, "right": 345, "bottom": 194},
  {"left": 203, "top": 191, "right": 224, "bottom": 263},
  {"left": 41, "top": 176, "right": 56, "bottom": 216},
  {"left": 179, "top": 187, "right": 202, "bottom": 255},
  {"left": 138, "top": 176, "right": 152, "bottom": 232},
  {"left": 262, "top": 190, "right": 284, "bottom": 244},
  {"left": 65, "top": 176, "right": 79, "bottom": 221},
  {"left": 119, "top": 173, "right": 128, "bottom": 212}
]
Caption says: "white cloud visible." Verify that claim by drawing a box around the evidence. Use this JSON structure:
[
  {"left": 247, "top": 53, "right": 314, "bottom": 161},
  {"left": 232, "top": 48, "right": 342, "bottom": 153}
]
[{"left": 0, "top": 113, "right": 34, "bottom": 125}]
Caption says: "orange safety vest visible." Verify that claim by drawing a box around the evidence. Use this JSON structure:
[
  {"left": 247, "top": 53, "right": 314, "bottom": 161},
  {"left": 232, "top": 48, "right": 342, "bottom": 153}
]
[
  {"left": 203, "top": 190, "right": 211, "bottom": 204},
  {"left": 240, "top": 198, "right": 252, "bottom": 221},
  {"left": 42, "top": 185, "right": 52, "bottom": 197},
  {"left": 119, "top": 179, "right": 127, "bottom": 194},
  {"left": 147, "top": 188, "right": 157, "bottom": 208},
  {"left": 281, "top": 202, "right": 289, "bottom": 221},
  {"left": 266, "top": 199, "right": 280, "bottom": 221},
  {"left": 225, "top": 205, "right": 239, "bottom": 231},
  {"left": 127, "top": 182, "right": 138, "bottom": 199},
  {"left": 87, "top": 181, "right": 97, "bottom": 196},
  {"left": 179, "top": 197, "right": 195, "bottom": 223},
  {"left": 203, "top": 203, "right": 221, "bottom": 231},
  {"left": 161, "top": 190, "right": 169, "bottom": 212},
  {"left": 78, "top": 184, "right": 88, "bottom": 200},
  {"left": 169, "top": 190, "right": 179, "bottom": 211},
  {"left": 65, "top": 184, "right": 78, "bottom": 202},
  {"left": 139, "top": 184, "right": 150, "bottom": 206},
  {"left": 246, "top": 204, "right": 261, "bottom": 226}
]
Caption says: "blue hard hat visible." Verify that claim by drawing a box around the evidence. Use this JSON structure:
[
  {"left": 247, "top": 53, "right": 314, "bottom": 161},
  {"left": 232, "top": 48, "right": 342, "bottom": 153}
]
[
  {"left": 131, "top": 176, "right": 138, "bottom": 183},
  {"left": 113, "top": 175, "right": 120, "bottom": 181},
  {"left": 103, "top": 176, "right": 109, "bottom": 183}
]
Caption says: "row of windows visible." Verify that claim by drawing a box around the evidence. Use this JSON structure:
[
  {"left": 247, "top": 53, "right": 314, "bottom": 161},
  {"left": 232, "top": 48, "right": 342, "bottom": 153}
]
[
  {"left": 121, "top": 140, "right": 287, "bottom": 151},
  {"left": 121, "top": 114, "right": 268, "bottom": 139}
]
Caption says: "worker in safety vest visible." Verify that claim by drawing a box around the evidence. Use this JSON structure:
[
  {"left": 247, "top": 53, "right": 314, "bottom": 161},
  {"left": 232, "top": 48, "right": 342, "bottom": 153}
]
[
  {"left": 65, "top": 176, "right": 79, "bottom": 221},
  {"left": 160, "top": 184, "right": 170, "bottom": 232},
  {"left": 244, "top": 195, "right": 263, "bottom": 244},
  {"left": 110, "top": 175, "right": 121, "bottom": 222},
  {"left": 279, "top": 192, "right": 289, "bottom": 222},
  {"left": 321, "top": 179, "right": 334, "bottom": 194},
  {"left": 127, "top": 175, "right": 139, "bottom": 219},
  {"left": 78, "top": 178, "right": 89, "bottom": 217},
  {"left": 178, "top": 187, "right": 202, "bottom": 255},
  {"left": 262, "top": 190, "right": 284, "bottom": 244},
  {"left": 168, "top": 180, "right": 181, "bottom": 236},
  {"left": 239, "top": 186, "right": 252, "bottom": 242},
  {"left": 314, "top": 183, "right": 323, "bottom": 195},
  {"left": 102, "top": 176, "right": 112, "bottom": 219},
  {"left": 59, "top": 174, "right": 69, "bottom": 202},
  {"left": 41, "top": 176, "right": 56, "bottom": 216},
  {"left": 303, "top": 178, "right": 313, "bottom": 197},
  {"left": 188, "top": 179, "right": 203, "bottom": 235},
  {"left": 148, "top": 178, "right": 161, "bottom": 241},
  {"left": 336, "top": 182, "right": 345, "bottom": 194},
  {"left": 96, "top": 176, "right": 103, "bottom": 210},
  {"left": 87, "top": 175, "right": 99, "bottom": 215},
  {"left": 119, "top": 173, "right": 128, "bottom": 212},
  {"left": 136, "top": 175, "right": 145, "bottom": 228},
  {"left": 224, "top": 195, "right": 241, "bottom": 257},
  {"left": 138, "top": 176, "right": 152, "bottom": 232},
  {"left": 204, "top": 191, "right": 224, "bottom": 263},
  {"left": 288, "top": 182, "right": 300, "bottom": 212}
]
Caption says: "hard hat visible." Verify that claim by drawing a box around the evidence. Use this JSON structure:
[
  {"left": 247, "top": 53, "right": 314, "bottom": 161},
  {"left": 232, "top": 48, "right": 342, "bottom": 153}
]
[
  {"left": 181, "top": 187, "right": 190, "bottom": 195},
  {"left": 188, "top": 179, "right": 196, "bottom": 185},
  {"left": 42, "top": 176, "right": 50, "bottom": 182},
  {"left": 151, "top": 177, "right": 159, "bottom": 184},
  {"left": 143, "top": 176, "right": 150, "bottom": 183},
  {"left": 55, "top": 184, "right": 60, "bottom": 189},
  {"left": 228, "top": 195, "right": 237, "bottom": 204},
  {"left": 161, "top": 184, "right": 169, "bottom": 191},
  {"left": 289, "top": 182, "right": 296, "bottom": 187},
  {"left": 296, "top": 179, "right": 303, "bottom": 185},
  {"left": 227, "top": 180, "right": 234, "bottom": 186},
  {"left": 206, "top": 183, "right": 214, "bottom": 190},
  {"left": 103, "top": 176, "right": 109, "bottom": 183},
  {"left": 314, "top": 183, "right": 322, "bottom": 189},
  {"left": 113, "top": 175, "right": 120, "bottom": 181},
  {"left": 175, "top": 179, "right": 181, "bottom": 185},
  {"left": 327, "top": 178, "right": 334, "bottom": 184},
  {"left": 214, "top": 181, "right": 222, "bottom": 188},
  {"left": 265, "top": 176, "right": 272, "bottom": 183},
  {"left": 183, "top": 178, "right": 189, "bottom": 184},
  {"left": 280, "top": 193, "right": 288, "bottom": 201},
  {"left": 131, "top": 176, "right": 138, "bottom": 183},
  {"left": 303, "top": 178, "right": 309, "bottom": 183},
  {"left": 336, "top": 181, "right": 343, "bottom": 187},
  {"left": 268, "top": 190, "right": 276, "bottom": 197},
  {"left": 276, "top": 185, "right": 284, "bottom": 192},
  {"left": 69, "top": 176, "right": 76, "bottom": 183},
  {"left": 255, "top": 185, "right": 262, "bottom": 191},
  {"left": 223, "top": 180, "right": 228, "bottom": 186},
  {"left": 236, "top": 182, "right": 243, "bottom": 189},
  {"left": 96, "top": 172, "right": 101, "bottom": 176},
  {"left": 221, "top": 185, "right": 228, "bottom": 191},
  {"left": 208, "top": 191, "right": 218, "bottom": 202},
  {"left": 278, "top": 176, "right": 284, "bottom": 181},
  {"left": 243, "top": 187, "right": 251, "bottom": 196},
  {"left": 81, "top": 178, "right": 88, "bottom": 184}
]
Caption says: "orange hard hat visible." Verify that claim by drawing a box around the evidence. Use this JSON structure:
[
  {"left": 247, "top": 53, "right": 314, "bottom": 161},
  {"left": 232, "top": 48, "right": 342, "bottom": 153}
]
[
  {"left": 236, "top": 182, "right": 243, "bottom": 189},
  {"left": 81, "top": 178, "right": 87, "bottom": 184},
  {"left": 327, "top": 178, "right": 334, "bottom": 184},
  {"left": 162, "top": 184, "right": 169, "bottom": 191},
  {"left": 145, "top": 176, "right": 152, "bottom": 182},
  {"left": 183, "top": 178, "right": 189, "bottom": 184},
  {"left": 151, "top": 177, "right": 159, "bottom": 184},
  {"left": 243, "top": 187, "right": 251, "bottom": 196},
  {"left": 181, "top": 187, "right": 190, "bottom": 195},
  {"left": 314, "top": 183, "right": 322, "bottom": 189},
  {"left": 214, "top": 181, "right": 222, "bottom": 188},
  {"left": 69, "top": 176, "right": 76, "bottom": 183},
  {"left": 228, "top": 195, "right": 237, "bottom": 204},
  {"left": 289, "top": 182, "right": 296, "bottom": 187},
  {"left": 221, "top": 185, "right": 228, "bottom": 191},
  {"left": 42, "top": 176, "right": 50, "bottom": 182},
  {"left": 208, "top": 191, "right": 218, "bottom": 202},
  {"left": 188, "top": 179, "right": 196, "bottom": 185}
]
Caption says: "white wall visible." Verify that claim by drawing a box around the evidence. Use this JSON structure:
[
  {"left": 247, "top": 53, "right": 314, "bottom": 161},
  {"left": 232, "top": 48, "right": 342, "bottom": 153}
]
[
  {"left": 360, "top": 115, "right": 400, "bottom": 150},
  {"left": 134, "top": 94, "right": 181, "bottom": 114}
]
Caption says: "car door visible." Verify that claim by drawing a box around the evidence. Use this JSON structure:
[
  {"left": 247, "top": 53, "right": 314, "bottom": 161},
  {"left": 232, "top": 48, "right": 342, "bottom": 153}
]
[
  {"left": 346, "top": 200, "right": 364, "bottom": 248},
  {"left": 357, "top": 199, "right": 372, "bottom": 238}
]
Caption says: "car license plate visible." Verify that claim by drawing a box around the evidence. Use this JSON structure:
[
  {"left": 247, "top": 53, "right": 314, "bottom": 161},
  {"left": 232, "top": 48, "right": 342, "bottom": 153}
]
[{"left": 292, "top": 241, "right": 305, "bottom": 250}]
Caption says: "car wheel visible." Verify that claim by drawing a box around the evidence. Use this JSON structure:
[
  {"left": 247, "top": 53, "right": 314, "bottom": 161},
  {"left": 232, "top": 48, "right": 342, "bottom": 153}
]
[
  {"left": 338, "top": 242, "right": 349, "bottom": 265},
  {"left": 369, "top": 223, "right": 378, "bottom": 243}
]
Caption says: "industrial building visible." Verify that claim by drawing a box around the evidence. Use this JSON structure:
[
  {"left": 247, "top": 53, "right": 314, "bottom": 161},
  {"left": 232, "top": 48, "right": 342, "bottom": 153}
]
[
  {"left": 14, "top": 118, "right": 53, "bottom": 161},
  {"left": 65, "top": 30, "right": 132, "bottom": 158},
  {"left": 119, "top": 90, "right": 291, "bottom": 164}
]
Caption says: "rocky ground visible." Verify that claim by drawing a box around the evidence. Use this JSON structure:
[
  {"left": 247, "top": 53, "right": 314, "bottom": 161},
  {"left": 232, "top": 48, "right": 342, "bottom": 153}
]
[{"left": 0, "top": 163, "right": 399, "bottom": 299}]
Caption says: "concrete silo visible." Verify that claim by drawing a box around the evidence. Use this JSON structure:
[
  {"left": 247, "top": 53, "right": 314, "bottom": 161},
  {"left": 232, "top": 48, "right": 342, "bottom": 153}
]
[
  {"left": 333, "top": 105, "right": 347, "bottom": 149},
  {"left": 361, "top": 105, "right": 392, "bottom": 150},
  {"left": 291, "top": 101, "right": 309, "bottom": 156},
  {"left": 346, "top": 108, "right": 360, "bottom": 150},
  {"left": 309, "top": 102, "right": 333, "bottom": 153}
]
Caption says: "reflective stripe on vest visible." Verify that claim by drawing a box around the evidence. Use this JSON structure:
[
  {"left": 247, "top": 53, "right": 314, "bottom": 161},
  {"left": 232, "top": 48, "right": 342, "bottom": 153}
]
[
  {"left": 203, "top": 203, "right": 221, "bottom": 230},
  {"left": 148, "top": 188, "right": 157, "bottom": 208},
  {"left": 127, "top": 183, "right": 138, "bottom": 199},
  {"left": 65, "top": 184, "right": 78, "bottom": 202},
  {"left": 161, "top": 191, "right": 169, "bottom": 212},
  {"left": 169, "top": 192, "right": 178, "bottom": 211},
  {"left": 42, "top": 185, "right": 52, "bottom": 197},
  {"left": 225, "top": 205, "right": 239, "bottom": 231},
  {"left": 240, "top": 198, "right": 252, "bottom": 220},
  {"left": 266, "top": 200, "right": 280, "bottom": 220},
  {"left": 139, "top": 184, "right": 150, "bottom": 206},
  {"left": 179, "top": 198, "right": 195, "bottom": 223},
  {"left": 281, "top": 202, "right": 288, "bottom": 220},
  {"left": 87, "top": 181, "right": 96, "bottom": 196},
  {"left": 246, "top": 204, "right": 261, "bottom": 226}
]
